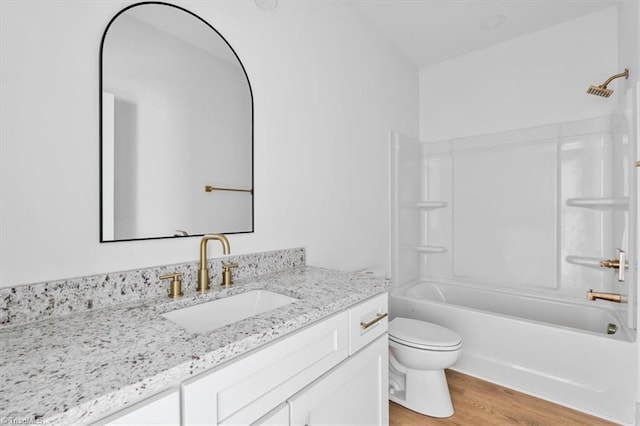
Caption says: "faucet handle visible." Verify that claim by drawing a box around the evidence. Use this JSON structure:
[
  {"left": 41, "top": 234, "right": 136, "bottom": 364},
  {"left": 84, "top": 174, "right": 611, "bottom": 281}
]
[
  {"left": 221, "top": 262, "right": 239, "bottom": 287},
  {"left": 617, "top": 249, "right": 627, "bottom": 282},
  {"left": 159, "top": 272, "right": 184, "bottom": 298},
  {"left": 600, "top": 249, "right": 628, "bottom": 282}
]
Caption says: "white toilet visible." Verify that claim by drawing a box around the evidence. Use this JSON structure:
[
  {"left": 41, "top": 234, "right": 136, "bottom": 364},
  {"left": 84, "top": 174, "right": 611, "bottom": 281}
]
[{"left": 388, "top": 317, "right": 463, "bottom": 418}]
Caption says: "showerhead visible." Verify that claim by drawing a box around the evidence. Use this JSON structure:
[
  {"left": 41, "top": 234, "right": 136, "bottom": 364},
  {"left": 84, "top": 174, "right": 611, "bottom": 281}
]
[
  {"left": 587, "top": 68, "right": 629, "bottom": 98},
  {"left": 587, "top": 85, "right": 614, "bottom": 97}
]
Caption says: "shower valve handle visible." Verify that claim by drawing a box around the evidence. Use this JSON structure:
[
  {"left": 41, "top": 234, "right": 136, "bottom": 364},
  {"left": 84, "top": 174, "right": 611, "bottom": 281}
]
[
  {"left": 618, "top": 249, "right": 627, "bottom": 282},
  {"left": 600, "top": 249, "right": 627, "bottom": 282}
]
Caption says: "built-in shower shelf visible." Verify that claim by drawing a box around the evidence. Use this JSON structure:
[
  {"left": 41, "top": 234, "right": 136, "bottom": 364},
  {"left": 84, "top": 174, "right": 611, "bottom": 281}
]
[
  {"left": 417, "top": 201, "right": 448, "bottom": 210},
  {"left": 565, "top": 255, "right": 604, "bottom": 268},
  {"left": 417, "top": 245, "right": 447, "bottom": 254},
  {"left": 566, "top": 197, "right": 629, "bottom": 209}
]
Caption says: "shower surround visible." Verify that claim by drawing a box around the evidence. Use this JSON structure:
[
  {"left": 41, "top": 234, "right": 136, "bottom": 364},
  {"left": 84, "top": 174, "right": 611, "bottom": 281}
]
[{"left": 389, "top": 110, "right": 638, "bottom": 423}]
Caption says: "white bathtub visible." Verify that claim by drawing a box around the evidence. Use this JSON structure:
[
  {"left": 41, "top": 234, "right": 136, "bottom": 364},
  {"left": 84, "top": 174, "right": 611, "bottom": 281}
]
[{"left": 391, "top": 281, "right": 637, "bottom": 424}]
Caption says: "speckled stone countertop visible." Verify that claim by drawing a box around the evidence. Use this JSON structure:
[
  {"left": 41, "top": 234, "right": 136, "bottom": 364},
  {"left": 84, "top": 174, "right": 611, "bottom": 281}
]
[{"left": 0, "top": 266, "right": 389, "bottom": 425}]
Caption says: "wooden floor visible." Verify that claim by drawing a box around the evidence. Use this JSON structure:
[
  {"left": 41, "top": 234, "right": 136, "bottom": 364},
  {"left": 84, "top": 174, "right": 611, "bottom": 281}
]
[{"left": 389, "top": 370, "right": 617, "bottom": 426}]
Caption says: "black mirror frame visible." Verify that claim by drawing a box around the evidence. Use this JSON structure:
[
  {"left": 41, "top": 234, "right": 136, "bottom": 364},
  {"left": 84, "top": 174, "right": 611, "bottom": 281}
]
[{"left": 99, "top": 1, "right": 254, "bottom": 243}]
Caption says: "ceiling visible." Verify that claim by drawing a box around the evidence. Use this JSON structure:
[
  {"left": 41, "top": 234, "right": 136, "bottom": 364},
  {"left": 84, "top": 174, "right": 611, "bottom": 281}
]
[{"left": 350, "top": 0, "right": 619, "bottom": 68}]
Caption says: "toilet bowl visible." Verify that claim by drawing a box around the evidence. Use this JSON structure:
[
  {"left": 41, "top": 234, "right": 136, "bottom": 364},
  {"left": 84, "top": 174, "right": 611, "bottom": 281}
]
[{"left": 388, "top": 317, "right": 462, "bottom": 418}]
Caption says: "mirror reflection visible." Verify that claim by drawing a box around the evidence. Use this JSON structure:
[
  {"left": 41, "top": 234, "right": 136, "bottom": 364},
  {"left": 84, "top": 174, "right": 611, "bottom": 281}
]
[{"left": 100, "top": 2, "right": 253, "bottom": 242}]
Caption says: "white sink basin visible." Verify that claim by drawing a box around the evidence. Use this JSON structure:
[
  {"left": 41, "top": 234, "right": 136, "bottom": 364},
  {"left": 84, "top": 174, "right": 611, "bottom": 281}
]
[{"left": 162, "top": 290, "right": 298, "bottom": 333}]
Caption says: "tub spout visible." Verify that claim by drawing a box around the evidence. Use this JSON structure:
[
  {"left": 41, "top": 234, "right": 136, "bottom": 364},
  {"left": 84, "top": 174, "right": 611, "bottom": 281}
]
[{"left": 587, "top": 289, "right": 622, "bottom": 303}]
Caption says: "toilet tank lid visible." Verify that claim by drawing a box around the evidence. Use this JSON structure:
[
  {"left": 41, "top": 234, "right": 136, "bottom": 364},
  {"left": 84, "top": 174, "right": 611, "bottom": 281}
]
[{"left": 389, "top": 317, "right": 462, "bottom": 347}]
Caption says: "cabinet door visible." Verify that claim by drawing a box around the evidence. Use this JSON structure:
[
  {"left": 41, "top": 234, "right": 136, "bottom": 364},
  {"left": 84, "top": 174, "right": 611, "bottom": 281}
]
[
  {"left": 93, "top": 388, "right": 180, "bottom": 425},
  {"left": 289, "top": 335, "right": 388, "bottom": 426},
  {"left": 183, "top": 311, "right": 348, "bottom": 425}
]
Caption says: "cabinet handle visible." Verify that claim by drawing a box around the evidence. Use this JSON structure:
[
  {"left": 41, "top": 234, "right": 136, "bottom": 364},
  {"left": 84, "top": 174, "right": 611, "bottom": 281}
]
[{"left": 360, "top": 313, "right": 388, "bottom": 330}]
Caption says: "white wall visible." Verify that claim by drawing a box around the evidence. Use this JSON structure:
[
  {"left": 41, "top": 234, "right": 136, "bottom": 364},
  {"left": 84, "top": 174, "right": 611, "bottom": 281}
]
[
  {"left": 420, "top": 7, "right": 618, "bottom": 143},
  {"left": 0, "top": 0, "right": 418, "bottom": 287},
  {"left": 417, "top": 8, "right": 621, "bottom": 295},
  {"left": 618, "top": 1, "right": 640, "bottom": 90}
]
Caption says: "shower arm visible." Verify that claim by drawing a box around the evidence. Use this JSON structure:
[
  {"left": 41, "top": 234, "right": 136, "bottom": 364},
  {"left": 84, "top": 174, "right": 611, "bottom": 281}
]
[{"left": 598, "top": 69, "right": 629, "bottom": 88}]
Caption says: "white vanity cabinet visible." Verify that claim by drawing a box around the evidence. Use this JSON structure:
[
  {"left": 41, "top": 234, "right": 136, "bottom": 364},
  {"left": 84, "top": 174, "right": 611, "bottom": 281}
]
[
  {"left": 182, "top": 292, "right": 389, "bottom": 425},
  {"left": 97, "top": 292, "right": 388, "bottom": 426}
]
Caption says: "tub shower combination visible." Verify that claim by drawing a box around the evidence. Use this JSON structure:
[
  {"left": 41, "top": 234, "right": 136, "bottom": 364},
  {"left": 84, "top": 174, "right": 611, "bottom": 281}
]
[
  {"left": 390, "top": 94, "right": 639, "bottom": 424},
  {"left": 391, "top": 282, "right": 635, "bottom": 422}
]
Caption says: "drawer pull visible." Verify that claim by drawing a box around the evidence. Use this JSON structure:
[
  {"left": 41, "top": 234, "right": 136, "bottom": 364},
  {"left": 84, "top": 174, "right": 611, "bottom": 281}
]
[{"left": 360, "top": 313, "right": 388, "bottom": 330}]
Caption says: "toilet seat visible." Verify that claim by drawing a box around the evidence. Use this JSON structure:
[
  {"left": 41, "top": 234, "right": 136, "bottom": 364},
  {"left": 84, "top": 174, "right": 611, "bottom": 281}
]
[{"left": 389, "top": 318, "right": 462, "bottom": 351}]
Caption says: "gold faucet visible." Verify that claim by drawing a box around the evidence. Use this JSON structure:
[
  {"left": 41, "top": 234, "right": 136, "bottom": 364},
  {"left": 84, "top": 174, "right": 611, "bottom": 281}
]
[
  {"left": 198, "top": 234, "right": 231, "bottom": 293},
  {"left": 587, "top": 289, "right": 622, "bottom": 303}
]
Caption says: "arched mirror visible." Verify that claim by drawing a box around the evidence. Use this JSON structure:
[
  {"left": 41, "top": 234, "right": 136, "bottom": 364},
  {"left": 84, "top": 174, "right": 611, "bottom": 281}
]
[{"left": 100, "top": 2, "right": 253, "bottom": 242}]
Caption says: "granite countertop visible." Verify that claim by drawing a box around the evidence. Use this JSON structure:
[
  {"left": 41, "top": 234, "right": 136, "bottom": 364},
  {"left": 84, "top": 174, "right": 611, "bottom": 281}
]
[{"left": 0, "top": 266, "right": 389, "bottom": 425}]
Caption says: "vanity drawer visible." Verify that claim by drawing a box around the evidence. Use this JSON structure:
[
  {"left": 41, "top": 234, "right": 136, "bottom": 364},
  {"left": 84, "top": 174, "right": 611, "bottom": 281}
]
[{"left": 349, "top": 292, "right": 388, "bottom": 355}]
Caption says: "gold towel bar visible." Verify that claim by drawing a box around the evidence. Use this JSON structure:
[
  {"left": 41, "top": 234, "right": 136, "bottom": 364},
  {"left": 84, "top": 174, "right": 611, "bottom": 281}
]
[{"left": 205, "top": 185, "right": 253, "bottom": 194}]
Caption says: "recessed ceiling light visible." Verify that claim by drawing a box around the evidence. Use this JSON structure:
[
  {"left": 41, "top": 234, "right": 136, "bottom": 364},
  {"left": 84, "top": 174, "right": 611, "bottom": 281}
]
[
  {"left": 255, "top": 0, "right": 277, "bottom": 10},
  {"left": 480, "top": 14, "right": 506, "bottom": 30}
]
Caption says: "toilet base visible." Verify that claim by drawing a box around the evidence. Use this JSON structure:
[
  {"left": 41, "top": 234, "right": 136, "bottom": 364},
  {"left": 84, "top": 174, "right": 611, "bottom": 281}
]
[{"left": 389, "top": 368, "right": 454, "bottom": 418}]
